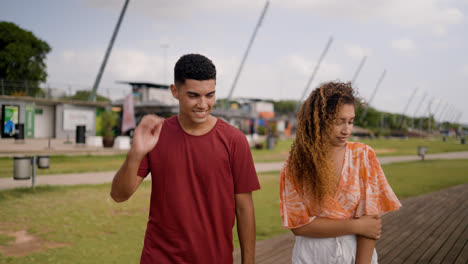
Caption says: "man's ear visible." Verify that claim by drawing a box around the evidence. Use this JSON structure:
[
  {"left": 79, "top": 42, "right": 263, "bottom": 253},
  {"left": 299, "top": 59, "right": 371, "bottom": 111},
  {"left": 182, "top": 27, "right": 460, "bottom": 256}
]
[{"left": 170, "top": 84, "right": 179, "bottom": 99}]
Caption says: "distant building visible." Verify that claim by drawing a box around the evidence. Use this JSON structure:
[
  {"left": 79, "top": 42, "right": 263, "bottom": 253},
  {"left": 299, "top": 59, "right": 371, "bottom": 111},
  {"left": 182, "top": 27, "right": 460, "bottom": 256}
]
[
  {"left": 227, "top": 98, "right": 275, "bottom": 119},
  {"left": 42, "top": 87, "right": 67, "bottom": 99},
  {"left": 112, "top": 83, "right": 284, "bottom": 136},
  {"left": 0, "top": 95, "right": 108, "bottom": 139},
  {"left": 115, "top": 82, "right": 178, "bottom": 120},
  {"left": 119, "top": 82, "right": 177, "bottom": 106}
]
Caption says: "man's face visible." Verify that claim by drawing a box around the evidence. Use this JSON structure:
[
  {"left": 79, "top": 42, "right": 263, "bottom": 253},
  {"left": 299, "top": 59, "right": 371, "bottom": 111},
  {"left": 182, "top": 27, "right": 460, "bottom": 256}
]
[
  {"left": 171, "top": 79, "right": 216, "bottom": 126},
  {"left": 330, "top": 103, "right": 355, "bottom": 147}
]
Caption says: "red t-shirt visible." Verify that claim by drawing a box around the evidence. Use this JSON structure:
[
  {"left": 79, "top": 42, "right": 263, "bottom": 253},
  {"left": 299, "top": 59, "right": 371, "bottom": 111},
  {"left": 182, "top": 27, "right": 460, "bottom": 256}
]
[{"left": 137, "top": 115, "right": 260, "bottom": 263}]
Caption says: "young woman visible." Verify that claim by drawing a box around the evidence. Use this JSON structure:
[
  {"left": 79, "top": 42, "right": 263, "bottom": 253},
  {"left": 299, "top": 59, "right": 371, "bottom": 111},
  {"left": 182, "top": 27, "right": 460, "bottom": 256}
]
[{"left": 280, "top": 82, "right": 401, "bottom": 264}]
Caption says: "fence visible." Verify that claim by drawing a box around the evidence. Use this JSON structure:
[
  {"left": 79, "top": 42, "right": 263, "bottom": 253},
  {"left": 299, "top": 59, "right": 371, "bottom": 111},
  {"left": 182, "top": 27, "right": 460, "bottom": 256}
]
[{"left": 0, "top": 79, "right": 131, "bottom": 101}]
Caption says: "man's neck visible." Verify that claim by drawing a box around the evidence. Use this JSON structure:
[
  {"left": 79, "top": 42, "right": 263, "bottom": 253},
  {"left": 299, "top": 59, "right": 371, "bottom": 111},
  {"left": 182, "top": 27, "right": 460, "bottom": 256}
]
[{"left": 177, "top": 115, "right": 217, "bottom": 136}]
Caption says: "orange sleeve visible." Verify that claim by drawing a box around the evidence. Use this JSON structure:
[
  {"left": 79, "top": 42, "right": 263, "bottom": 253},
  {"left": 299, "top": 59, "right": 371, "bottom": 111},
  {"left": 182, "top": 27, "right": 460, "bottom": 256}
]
[
  {"left": 280, "top": 167, "right": 316, "bottom": 228},
  {"left": 355, "top": 145, "right": 402, "bottom": 217}
]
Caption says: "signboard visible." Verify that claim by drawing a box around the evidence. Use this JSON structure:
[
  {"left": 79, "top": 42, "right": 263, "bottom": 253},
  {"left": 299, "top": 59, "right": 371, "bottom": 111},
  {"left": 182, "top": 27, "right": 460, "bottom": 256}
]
[
  {"left": 25, "top": 105, "right": 35, "bottom": 138},
  {"left": 1, "top": 105, "right": 19, "bottom": 138},
  {"left": 63, "top": 109, "right": 95, "bottom": 131}
]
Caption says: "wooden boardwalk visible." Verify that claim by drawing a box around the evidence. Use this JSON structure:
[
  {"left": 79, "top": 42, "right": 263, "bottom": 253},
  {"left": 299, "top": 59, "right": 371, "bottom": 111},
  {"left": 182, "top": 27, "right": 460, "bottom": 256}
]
[{"left": 234, "top": 184, "right": 468, "bottom": 263}]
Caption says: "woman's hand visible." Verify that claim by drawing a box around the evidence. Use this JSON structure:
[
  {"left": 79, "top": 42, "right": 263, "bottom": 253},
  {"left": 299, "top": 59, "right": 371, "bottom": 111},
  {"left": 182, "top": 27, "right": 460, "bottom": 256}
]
[{"left": 353, "top": 215, "right": 381, "bottom": 240}]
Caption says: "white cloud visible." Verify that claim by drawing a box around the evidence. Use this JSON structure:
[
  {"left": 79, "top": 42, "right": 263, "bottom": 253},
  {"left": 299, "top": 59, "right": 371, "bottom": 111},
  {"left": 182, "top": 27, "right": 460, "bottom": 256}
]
[
  {"left": 280, "top": 0, "right": 464, "bottom": 36},
  {"left": 203, "top": 54, "right": 345, "bottom": 100},
  {"left": 461, "top": 65, "right": 468, "bottom": 75},
  {"left": 47, "top": 48, "right": 166, "bottom": 92},
  {"left": 344, "top": 44, "right": 371, "bottom": 60},
  {"left": 391, "top": 38, "right": 416, "bottom": 53},
  {"left": 82, "top": 0, "right": 464, "bottom": 36},
  {"left": 82, "top": 0, "right": 261, "bottom": 21},
  {"left": 284, "top": 55, "right": 344, "bottom": 80}
]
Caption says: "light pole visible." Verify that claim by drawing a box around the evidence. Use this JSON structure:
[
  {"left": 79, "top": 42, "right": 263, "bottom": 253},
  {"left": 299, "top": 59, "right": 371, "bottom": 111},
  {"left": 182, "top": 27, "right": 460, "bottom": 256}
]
[{"left": 161, "top": 44, "right": 169, "bottom": 84}]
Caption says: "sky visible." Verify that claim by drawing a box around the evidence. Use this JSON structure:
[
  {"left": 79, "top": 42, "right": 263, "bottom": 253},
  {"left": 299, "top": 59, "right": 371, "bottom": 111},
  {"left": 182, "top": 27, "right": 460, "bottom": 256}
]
[{"left": 1, "top": 0, "right": 467, "bottom": 124}]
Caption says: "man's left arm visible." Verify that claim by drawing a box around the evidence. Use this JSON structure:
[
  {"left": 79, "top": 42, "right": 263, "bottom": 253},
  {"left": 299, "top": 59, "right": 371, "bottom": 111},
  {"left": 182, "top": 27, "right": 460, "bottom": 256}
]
[{"left": 235, "top": 192, "right": 256, "bottom": 264}]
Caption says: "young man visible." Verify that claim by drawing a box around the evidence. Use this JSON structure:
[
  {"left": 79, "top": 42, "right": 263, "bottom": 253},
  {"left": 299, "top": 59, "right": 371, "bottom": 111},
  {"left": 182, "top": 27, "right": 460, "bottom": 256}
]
[{"left": 110, "top": 54, "right": 260, "bottom": 263}]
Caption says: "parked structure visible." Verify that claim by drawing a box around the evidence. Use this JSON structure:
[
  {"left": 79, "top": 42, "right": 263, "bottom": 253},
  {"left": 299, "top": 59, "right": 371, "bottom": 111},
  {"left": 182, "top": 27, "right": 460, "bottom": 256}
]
[{"left": 0, "top": 95, "right": 108, "bottom": 139}]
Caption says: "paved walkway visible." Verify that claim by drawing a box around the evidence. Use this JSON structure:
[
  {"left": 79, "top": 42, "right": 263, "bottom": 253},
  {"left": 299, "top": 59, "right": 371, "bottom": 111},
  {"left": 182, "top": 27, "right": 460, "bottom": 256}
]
[
  {"left": 1, "top": 151, "right": 468, "bottom": 190},
  {"left": 233, "top": 184, "right": 468, "bottom": 264},
  {"left": 0, "top": 138, "right": 128, "bottom": 157}
]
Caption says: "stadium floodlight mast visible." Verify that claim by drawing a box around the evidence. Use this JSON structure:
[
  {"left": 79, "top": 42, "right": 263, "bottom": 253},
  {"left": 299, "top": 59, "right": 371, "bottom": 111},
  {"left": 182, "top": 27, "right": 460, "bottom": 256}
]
[
  {"left": 442, "top": 105, "right": 454, "bottom": 122},
  {"left": 296, "top": 36, "right": 334, "bottom": 112},
  {"left": 432, "top": 99, "right": 443, "bottom": 120},
  {"left": 359, "top": 69, "right": 386, "bottom": 123},
  {"left": 455, "top": 112, "right": 463, "bottom": 124},
  {"left": 439, "top": 105, "right": 454, "bottom": 130},
  {"left": 351, "top": 56, "right": 367, "bottom": 89},
  {"left": 436, "top": 103, "right": 448, "bottom": 122},
  {"left": 425, "top": 97, "right": 435, "bottom": 132},
  {"left": 225, "top": 1, "right": 270, "bottom": 109},
  {"left": 411, "top": 91, "right": 427, "bottom": 128},
  {"left": 450, "top": 109, "right": 460, "bottom": 123},
  {"left": 398, "top": 86, "right": 419, "bottom": 129},
  {"left": 89, "top": 0, "right": 130, "bottom": 102},
  {"left": 161, "top": 44, "right": 169, "bottom": 84}
]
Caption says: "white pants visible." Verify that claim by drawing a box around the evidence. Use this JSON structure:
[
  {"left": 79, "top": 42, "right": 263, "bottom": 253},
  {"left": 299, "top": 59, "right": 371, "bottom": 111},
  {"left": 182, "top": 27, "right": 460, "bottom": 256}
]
[{"left": 292, "top": 235, "right": 378, "bottom": 264}]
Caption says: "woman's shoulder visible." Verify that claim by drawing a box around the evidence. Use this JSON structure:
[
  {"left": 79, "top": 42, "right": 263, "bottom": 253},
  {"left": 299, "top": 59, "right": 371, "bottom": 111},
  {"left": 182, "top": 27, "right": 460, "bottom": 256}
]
[
  {"left": 347, "top": 142, "right": 377, "bottom": 163},
  {"left": 346, "top": 141, "right": 372, "bottom": 151}
]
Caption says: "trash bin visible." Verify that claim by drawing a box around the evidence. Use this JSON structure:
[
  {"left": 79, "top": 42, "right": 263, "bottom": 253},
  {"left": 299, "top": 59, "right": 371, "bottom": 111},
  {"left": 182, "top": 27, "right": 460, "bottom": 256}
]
[
  {"left": 266, "top": 135, "right": 275, "bottom": 150},
  {"left": 462, "top": 137, "right": 466, "bottom": 145},
  {"left": 37, "top": 155, "right": 50, "bottom": 169},
  {"left": 417, "top": 146, "right": 428, "bottom": 160},
  {"left": 76, "top": 125, "right": 86, "bottom": 144},
  {"left": 15, "top": 123, "right": 24, "bottom": 140},
  {"left": 13, "top": 156, "right": 32, "bottom": 180}
]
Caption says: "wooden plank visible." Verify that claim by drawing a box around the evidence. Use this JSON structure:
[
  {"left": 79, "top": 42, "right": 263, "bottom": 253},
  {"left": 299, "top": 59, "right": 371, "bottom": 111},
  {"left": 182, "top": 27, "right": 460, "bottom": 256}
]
[
  {"left": 379, "top": 185, "right": 467, "bottom": 262},
  {"left": 256, "top": 233, "right": 294, "bottom": 263},
  {"left": 378, "top": 191, "right": 454, "bottom": 262},
  {"left": 257, "top": 244, "right": 293, "bottom": 263},
  {"left": 410, "top": 201, "right": 467, "bottom": 263},
  {"left": 442, "top": 223, "right": 468, "bottom": 263},
  {"left": 377, "top": 188, "right": 454, "bottom": 251},
  {"left": 397, "top": 192, "right": 464, "bottom": 263},
  {"left": 377, "top": 194, "right": 441, "bottom": 255},
  {"left": 428, "top": 196, "right": 468, "bottom": 263},
  {"left": 454, "top": 239, "right": 468, "bottom": 264},
  {"left": 232, "top": 184, "right": 468, "bottom": 264},
  {"left": 378, "top": 185, "right": 464, "bottom": 251}
]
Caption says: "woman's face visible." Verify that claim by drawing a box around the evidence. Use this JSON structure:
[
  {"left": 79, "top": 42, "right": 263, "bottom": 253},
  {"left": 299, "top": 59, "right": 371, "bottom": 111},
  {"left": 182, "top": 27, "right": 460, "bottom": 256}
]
[{"left": 330, "top": 104, "right": 355, "bottom": 147}]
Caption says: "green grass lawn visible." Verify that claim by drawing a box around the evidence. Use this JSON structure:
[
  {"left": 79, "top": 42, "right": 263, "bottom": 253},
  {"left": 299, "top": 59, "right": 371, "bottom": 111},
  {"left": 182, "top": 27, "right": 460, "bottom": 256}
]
[
  {"left": 358, "top": 136, "right": 468, "bottom": 157},
  {"left": 0, "top": 137, "right": 467, "bottom": 178},
  {"left": 382, "top": 159, "right": 468, "bottom": 199},
  {"left": 252, "top": 136, "right": 468, "bottom": 162},
  {"left": 0, "top": 159, "right": 467, "bottom": 262},
  {"left": 0, "top": 155, "right": 127, "bottom": 179}
]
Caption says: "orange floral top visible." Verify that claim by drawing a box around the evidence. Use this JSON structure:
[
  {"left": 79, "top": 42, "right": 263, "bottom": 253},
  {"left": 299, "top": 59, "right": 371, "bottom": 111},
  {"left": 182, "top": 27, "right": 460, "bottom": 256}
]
[{"left": 280, "top": 142, "right": 402, "bottom": 228}]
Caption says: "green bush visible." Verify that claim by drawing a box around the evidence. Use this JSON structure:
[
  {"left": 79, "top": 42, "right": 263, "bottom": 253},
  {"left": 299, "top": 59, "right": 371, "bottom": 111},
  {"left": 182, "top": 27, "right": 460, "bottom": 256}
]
[{"left": 100, "top": 111, "right": 117, "bottom": 138}]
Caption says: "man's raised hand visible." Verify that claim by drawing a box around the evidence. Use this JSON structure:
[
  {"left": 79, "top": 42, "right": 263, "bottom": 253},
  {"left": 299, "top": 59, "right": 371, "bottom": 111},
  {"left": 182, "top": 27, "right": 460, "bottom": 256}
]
[{"left": 130, "top": 115, "right": 164, "bottom": 160}]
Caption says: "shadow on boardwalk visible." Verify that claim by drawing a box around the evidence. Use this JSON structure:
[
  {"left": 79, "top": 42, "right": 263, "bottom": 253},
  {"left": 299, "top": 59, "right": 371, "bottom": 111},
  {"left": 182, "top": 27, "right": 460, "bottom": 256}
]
[{"left": 234, "top": 184, "right": 468, "bottom": 264}]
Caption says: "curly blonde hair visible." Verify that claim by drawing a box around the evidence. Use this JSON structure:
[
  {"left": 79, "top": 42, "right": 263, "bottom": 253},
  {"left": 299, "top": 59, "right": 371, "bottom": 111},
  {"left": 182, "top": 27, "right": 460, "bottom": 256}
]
[{"left": 287, "top": 81, "right": 357, "bottom": 205}]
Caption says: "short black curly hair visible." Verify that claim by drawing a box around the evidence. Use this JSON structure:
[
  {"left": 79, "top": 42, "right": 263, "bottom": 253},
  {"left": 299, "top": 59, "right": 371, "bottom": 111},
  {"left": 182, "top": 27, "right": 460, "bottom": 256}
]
[{"left": 174, "top": 54, "right": 216, "bottom": 86}]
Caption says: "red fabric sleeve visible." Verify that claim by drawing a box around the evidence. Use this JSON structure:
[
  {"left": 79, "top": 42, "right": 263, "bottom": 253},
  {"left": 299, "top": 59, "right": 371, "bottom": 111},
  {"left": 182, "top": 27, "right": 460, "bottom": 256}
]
[
  {"left": 137, "top": 153, "right": 150, "bottom": 178},
  {"left": 230, "top": 132, "right": 260, "bottom": 194}
]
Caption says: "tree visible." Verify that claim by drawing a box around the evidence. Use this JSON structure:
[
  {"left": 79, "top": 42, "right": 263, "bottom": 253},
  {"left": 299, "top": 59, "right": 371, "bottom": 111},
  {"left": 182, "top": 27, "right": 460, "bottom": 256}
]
[
  {"left": 69, "top": 90, "right": 110, "bottom": 102},
  {"left": 273, "top": 100, "right": 298, "bottom": 114},
  {"left": 0, "top": 21, "right": 51, "bottom": 96}
]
